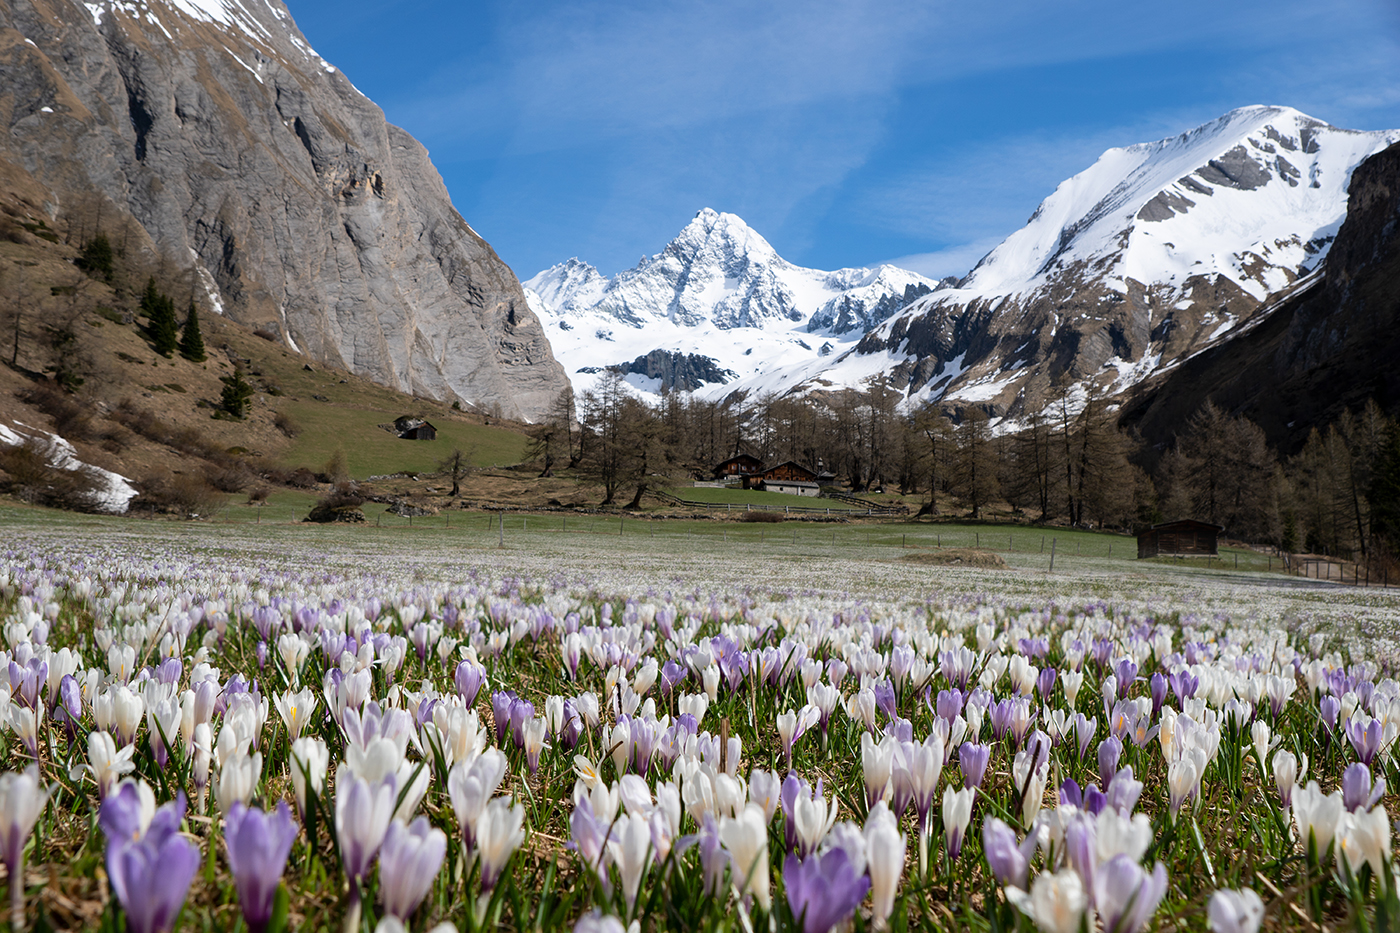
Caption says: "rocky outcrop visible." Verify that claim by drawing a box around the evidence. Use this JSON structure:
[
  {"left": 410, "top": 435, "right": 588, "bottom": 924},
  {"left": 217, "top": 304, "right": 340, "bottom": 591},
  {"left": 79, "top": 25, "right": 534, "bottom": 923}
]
[
  {"left": 0, "top": 0, "right": 568, "bottom": 421},
  {"left": 616, "top": 350, "right": 737, "bottom": 392},
  {"left": 1120, "top": 142, "right": 1400, "bottom": 456}
]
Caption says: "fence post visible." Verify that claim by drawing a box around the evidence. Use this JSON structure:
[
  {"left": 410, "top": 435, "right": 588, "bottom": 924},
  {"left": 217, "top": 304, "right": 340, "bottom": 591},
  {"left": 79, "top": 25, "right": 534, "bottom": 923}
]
[
  {"left": 1049, "top": 538, "right": 1057, "bottom": 572},
  {"left": 498, "top": 512, "right": 504, "bottom": 548},
  {"left": 1041, "top": 536, "right": 1045, "bottom": 553}
]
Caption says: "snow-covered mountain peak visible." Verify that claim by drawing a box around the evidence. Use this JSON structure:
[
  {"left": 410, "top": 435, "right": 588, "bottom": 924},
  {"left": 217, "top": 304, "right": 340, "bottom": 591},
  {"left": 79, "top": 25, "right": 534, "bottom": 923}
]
[
  {"left": 523, "top": 258, "right": 608, "bottom": 313},
  {"left": 523, "top": 209, "right": 936, "bottom": 401},
  {"left": 935, "top": 105, "right": 1397, "bottom": 307}
]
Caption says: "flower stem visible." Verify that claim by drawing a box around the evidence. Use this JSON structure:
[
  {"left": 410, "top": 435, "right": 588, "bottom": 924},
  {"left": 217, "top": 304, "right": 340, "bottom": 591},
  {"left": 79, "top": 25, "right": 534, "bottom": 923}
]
[{"left": 11, "top": 851, "right": 23, "bottom": 933}]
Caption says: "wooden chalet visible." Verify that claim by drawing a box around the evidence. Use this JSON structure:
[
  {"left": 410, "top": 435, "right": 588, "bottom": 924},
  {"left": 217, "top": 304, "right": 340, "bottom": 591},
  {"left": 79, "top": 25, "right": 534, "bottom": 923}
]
[
  {"left": 713, "top": 454, "right": 763, "bottom": 481},
  {"left": 748, "top": 461, "right": 822, "bottom": 496},
  {"left": 1137, "top": 520, "right": 1224, "bottom": 558},
  {"left": 393, "top": 415, "right": 438, "bottom": 441}
]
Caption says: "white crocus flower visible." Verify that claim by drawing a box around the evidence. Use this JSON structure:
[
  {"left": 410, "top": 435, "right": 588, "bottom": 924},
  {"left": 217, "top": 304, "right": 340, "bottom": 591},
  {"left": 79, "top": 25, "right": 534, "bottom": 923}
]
[
  {"left": 719, "top": 802, "right": 771, "bottom": 910},
  {"left": 1006, "top": 868, "right": 1088, "bottom": 933}
]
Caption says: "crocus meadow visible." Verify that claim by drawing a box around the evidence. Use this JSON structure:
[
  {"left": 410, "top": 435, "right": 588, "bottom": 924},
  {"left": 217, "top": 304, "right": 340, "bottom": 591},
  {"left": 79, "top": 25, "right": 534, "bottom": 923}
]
[{"left": 0, "top": 526, "right": 1396, "bottom": 933}]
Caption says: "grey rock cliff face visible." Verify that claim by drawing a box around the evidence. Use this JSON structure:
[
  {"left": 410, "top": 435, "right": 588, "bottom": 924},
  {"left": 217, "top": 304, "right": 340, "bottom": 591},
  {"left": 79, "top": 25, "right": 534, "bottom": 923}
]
[{"left": 0, "top": 0, "right": 567, "bottom": 420}]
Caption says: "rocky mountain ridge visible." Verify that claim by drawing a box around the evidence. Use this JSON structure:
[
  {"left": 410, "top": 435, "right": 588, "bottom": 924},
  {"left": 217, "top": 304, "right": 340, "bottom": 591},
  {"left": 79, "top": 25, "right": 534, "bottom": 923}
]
[
  {"left": 686, "top": 107, "right": 1396, "bottom": 423},
  {"left": 1119, "top": 140, "right": 1400, "bottom": 456},
  {"left": 0, "top": 0, "right": 568, "bottom": 420}
]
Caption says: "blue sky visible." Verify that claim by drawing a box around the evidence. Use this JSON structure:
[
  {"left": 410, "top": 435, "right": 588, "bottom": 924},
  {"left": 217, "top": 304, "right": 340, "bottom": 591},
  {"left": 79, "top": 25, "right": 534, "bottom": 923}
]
[{"left": 288, "top": 0, "right": 1400, "bottom": 281}]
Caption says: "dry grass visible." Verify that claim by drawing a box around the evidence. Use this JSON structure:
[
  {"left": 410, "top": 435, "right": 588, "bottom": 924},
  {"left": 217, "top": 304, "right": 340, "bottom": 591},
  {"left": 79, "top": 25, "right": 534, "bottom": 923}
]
[{"left": 901, "top": 547, "right": 1009, "bottom": 568}]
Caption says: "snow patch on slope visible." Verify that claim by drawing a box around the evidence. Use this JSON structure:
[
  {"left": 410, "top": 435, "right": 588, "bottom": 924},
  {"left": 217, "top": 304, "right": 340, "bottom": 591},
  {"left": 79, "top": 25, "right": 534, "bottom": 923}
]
[{"left": 0, "top": 422, "right": 138, "bottom": 513}]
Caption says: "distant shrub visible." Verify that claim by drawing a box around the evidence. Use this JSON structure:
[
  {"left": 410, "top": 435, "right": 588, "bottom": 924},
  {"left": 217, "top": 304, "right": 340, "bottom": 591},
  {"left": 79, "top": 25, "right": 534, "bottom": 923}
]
[
  {"left": 21, "top": 383, "right": 94, "bottom": 442},
  {"left": 306, "top": 481, "right": 365, "bottom": 523},
  {"left": 128, "top": 471, "right": 223, "bottom": 518},
  {"left": 273, "top": 410, "right": 301, "bottom": 438},
  {"left": 740, "top": 510, "right": 784, "bottom": 523},
  {"left": 203, "top": 463, "right": 251, "bottom": 493}
]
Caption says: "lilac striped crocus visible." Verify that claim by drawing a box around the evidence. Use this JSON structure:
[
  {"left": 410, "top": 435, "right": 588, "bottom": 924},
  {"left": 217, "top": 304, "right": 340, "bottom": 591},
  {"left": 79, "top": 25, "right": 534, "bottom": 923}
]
[
  {"left": 783, "top": 848, "right": 870, "bottom": 933},
  {"left": 959, "top": 742, "right": 991, "bottom": 790},
  {"left": 1098, "top": 736, "right": 1123, "bottom": 789},
  {"left": 378, "top": 816, "right": 448, "bottom": 921},
  {"left": 455, "top": 661, "right": 485, "bottom": 707},
  {"left": 1346, "top": 716, "right": 1383, "bottom": 766},
  {"left": 225, "top": 802, "right": 297, "bottom": 933},
  {"left": 1341, "top": 762, "right": 1386, "bottom": 812}
]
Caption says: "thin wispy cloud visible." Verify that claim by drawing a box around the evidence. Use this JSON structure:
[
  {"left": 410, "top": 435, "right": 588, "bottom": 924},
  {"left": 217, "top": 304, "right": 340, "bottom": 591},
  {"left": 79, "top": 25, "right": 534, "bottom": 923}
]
[{"left": 290, "top": 0, "right": 1400, "bottom": 278}]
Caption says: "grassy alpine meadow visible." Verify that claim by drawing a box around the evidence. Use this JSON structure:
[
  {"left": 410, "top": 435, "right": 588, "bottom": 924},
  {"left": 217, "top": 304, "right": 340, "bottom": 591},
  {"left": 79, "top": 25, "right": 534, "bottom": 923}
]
[{"left": 1, "top": 507, "right": 1399, "bottom": 933}]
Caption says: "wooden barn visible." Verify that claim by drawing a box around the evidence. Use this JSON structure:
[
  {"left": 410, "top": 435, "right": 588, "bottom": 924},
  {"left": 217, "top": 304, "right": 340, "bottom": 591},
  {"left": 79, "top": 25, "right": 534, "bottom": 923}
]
[
  {"left": 393, "top": 416, "right": 438, "bottom": 441},
  {"left": 713, "top": 454, "right": 763, "bottom": 481},
  {"left": 1137, "top": 520, "right": 1224, "bottom": 558}
]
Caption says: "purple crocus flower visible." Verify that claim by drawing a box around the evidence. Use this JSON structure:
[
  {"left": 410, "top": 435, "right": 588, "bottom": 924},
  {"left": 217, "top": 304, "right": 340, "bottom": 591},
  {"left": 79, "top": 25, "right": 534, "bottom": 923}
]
[
  {"left": 1320, "top": 695, "right": 1341, "bottom": 733},
  {"left": 959, "top": 742, "right": 991, "bottom": 790},
  {"left": 1059, "top": 779, "right": 1083, "bottom": 808},
  {"left": 1114, "top": 659, "right": 1138, "bottom": 698},
  {"left": 935, "top": 689, "right": 964, "bottom": 724},
  {"left": 659, "top": 659, "right": 686, "bottom": 696},
  {"left": 106, "top": 794, "right": 199, "bottom": 933},
  {"left": 884, "top": 717, "right": 913, "bottom": 744},
  {"left": 1036, "top": 668, "right": 1057, "bottom": 703},
  {"left": 510, "top": 698, "right": 535, "bottom": 749},
  {"left": 698, "top": 814, "right": 726, "bottom": 897},
  {"left": 491, "top": 691, "right": 517, "bottom": 744},
  {"left": 1105, "top": 766, "right": 1144, "bottom": 815},
  {"left": 455, "top": 661, "right": 485, "bottom": 707},
  {"left": 559, "top": 699, "right": 584, "bottom": 751},
  {"left": 1341, "top": 762, "right": 1387, "bottom": 812},
  {"left": 157, "top": 658, "right": 182, "bottom": 686},
  {"left": 991, "top": 699, "right": 1015, "bottom": 741},
  {"left": 225, "top": 802, "right": 297, "bottom": 933},
  {"left": 1149, "top": 673, "right": 1168, "bottom": 718},
  {"left": 1082, "top": 784, "right": 1107, "bottom": 815},
  {"left": 873, "top": 681, "right": 897, "bottom": 720},
  {"left": 1094, "top": 856, "right": 1169, "bottom": 933},
  {"left": 982, "top": 816, "right": 1036, "bottom": 891},
  {"left": 1063, "top": 813, "right": 1097, "bottom": 899},
  {"left": 1346, "top": 717, "right": 1383, "bottom": 766},
  {"left": 783, "top": 848, "right": 870, "bottom": 933},
  {"left": 1098, "top": 736, "right": 1123, "bottom": 789},
  {"left": 781, "top": 772, "right": 805, "bottom": 852},
  {"left": 1168, "top": 670, "right": 1199, "bottom": 705}
]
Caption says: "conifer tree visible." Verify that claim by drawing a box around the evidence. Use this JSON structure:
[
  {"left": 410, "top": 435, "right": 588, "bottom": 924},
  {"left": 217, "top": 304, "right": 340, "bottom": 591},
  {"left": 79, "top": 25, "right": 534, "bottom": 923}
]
[
  {"left": 142, "top": 277, "right": 178, "bottom": 357},
  {"left": 179, "top": 301, "right": 206, "bottom": 362},
  {"left": 220, "top": 368, "right": 253, "bottom": 419},
  {"left": 75, "top": 233, "right": 114, "bottom": 283}
]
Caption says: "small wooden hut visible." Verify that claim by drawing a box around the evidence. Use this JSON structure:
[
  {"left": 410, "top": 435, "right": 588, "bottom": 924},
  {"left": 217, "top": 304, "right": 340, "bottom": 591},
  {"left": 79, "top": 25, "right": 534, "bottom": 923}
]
[{"left": 1137, "top": 520, "right": 1224, "bottom": 558}]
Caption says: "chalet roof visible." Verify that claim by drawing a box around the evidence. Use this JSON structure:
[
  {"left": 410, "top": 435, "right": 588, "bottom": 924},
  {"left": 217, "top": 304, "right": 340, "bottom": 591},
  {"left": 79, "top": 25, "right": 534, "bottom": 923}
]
[
  {"left": 1146, "top": 519, "right": 1225, "bottom": 534},
  {"left": 761, "top": 460, "right": 819, "bottom": 477}
]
